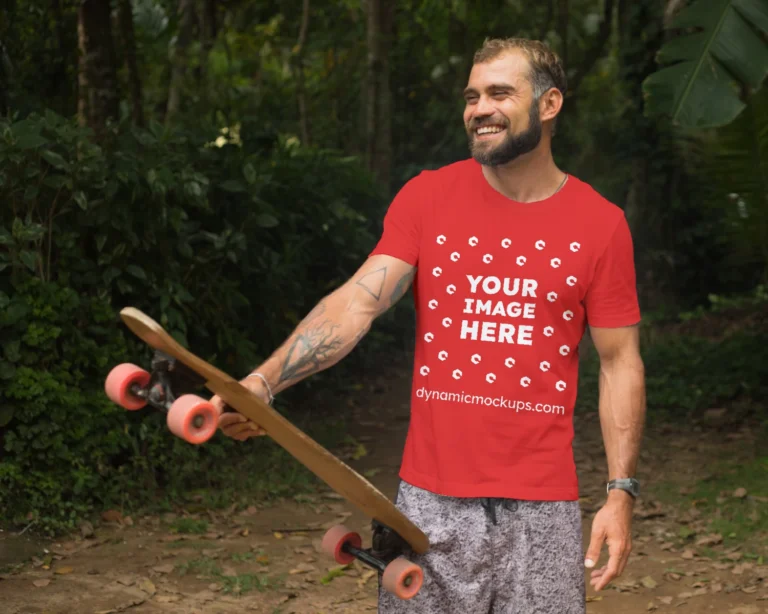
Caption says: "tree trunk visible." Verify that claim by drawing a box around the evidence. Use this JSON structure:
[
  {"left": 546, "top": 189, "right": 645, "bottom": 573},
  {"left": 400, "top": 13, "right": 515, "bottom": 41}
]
[
  {"left": 365, "top": 0, "right": 393, "bottom": 189},
  {"left": 77, "top": 0, "right": 120, "bottom": 139},
  {"left": 0, "top": 39, "right": 11, "bottom": 115},
  {"left": 558, "top": 0, "right": 569, "bottom": 72},
  {"left": 294, "top": 0, "right": 311, "bottom": 146},
  {"left": 118, "top": 0, "right": 144, "bottom": 126},
  {"left": 199, "top": 0, "right": 217, "bottom": 83},
  {"left": 166, "top": 0, "right": 197, "bottom": 124}
]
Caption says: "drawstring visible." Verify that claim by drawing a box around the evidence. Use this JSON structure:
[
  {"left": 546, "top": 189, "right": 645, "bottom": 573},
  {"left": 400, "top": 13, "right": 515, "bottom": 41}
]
[{"left": 481, "top": 498, "right": 518, "bottom": 525}]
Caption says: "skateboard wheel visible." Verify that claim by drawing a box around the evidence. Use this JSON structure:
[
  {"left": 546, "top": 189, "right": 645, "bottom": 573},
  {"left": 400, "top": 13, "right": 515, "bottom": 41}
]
[
  {"left": 167, "top": 395, "right": 219, "bottom": 444},
  {"left": 321, "top": 524, "right": 362, "bottom": 565},
  {"left": 382, "top": 557, "right": 423, "bottom": 600},
  {"left": 105, "top": 363, "right": 151, "bottom": 410}
]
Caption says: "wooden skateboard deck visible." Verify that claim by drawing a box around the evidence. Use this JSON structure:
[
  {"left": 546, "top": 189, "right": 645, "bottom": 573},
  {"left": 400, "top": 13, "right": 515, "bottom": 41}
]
[{"left": 118, "top": 307, "right": 429, "bottom": 555}]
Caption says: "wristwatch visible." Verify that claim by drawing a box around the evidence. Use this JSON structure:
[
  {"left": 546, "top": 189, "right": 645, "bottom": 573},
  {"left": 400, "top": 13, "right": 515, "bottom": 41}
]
[{"left": 607, "top": 478, "right": 640, "bottom": 498}]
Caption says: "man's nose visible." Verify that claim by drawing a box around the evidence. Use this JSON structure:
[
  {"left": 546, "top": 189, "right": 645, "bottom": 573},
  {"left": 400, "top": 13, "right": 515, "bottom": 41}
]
[{"left": 474, "top": 95, "right": 495, "bottom": 117}]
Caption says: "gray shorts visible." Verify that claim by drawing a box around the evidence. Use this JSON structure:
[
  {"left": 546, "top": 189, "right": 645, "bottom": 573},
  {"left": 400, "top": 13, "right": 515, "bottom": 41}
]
[{"left": 378, "top": 481, "right": 586, "bottom": 614}]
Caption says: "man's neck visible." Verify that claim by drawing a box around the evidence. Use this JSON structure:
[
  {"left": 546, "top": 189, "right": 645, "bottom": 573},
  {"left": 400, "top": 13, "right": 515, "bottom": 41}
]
[{"left": 481, "top": 147, "right": 566, "bottom": 203}]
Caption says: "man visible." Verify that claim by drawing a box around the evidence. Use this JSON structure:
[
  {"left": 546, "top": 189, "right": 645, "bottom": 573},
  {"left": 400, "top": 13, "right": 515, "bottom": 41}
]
[{"left": 213, "top": 37, "right": 646, "bottom": 613}]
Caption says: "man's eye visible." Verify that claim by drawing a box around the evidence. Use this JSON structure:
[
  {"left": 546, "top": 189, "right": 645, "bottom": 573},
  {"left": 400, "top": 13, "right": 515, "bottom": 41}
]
[
  {"left": 465, "top": 97, "right": 478, "bottom": 104},
  {"left": 492, "top": 92, "right": 507, "bottom": 99}
]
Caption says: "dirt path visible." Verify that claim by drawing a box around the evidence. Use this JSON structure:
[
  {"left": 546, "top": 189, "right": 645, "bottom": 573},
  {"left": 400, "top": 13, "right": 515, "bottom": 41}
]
[{"left": 1, "top": 368, "right": 766, "bottom": 614}]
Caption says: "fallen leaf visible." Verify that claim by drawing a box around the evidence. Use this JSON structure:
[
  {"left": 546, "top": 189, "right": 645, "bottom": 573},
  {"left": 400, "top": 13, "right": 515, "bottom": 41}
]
[
  {"left": 586, "top": 596, "right": 603, "bottom": 602},
  {"left": 728, "top": 607, "right": 759, "bottom": 614},
  {"left": 152, "top": 564, "right": 174, "bottom": 574},
  {"left": 710, "top": 583, "right": 723, "bottom": 593},
  {"left": 138, "top": 578, "right": 156, "bottom": 596},
  {"left": 733, "top": 563, "right": 753, "bottom": 575},
  {"left": 695, "top": 533, "right": 723, "bottom": 547},
  {"left": 727, "top": 552, "right": 743, "bottom": 561},
  {"left": 733, "top": 488, "right": 748, "bottom": 499},
  {"left": 273, "top": 532, "right": 285, "bottom": 540},
  {"left": 647, "top": 602, "right": 658, "bottom": 612},
  {"left": 33, "top": 579, "right": 51, "bottom": 588},
  {"left": 155, "top": 595, "right": 181, "bottom": 603},
  {"left": 742, "top": 586, "right": 758, "bottom": 594},
  {"left": 641, "top": 576, "right": 658, "bottom": 589},
  {"left": 657, "top": 596, "right": 673, "bottom": 605},
  {"left": 54, "top": 566, "right": 74, "bottom": 575},
  {"left": 289, "top": 563, "right": 317, "bottom": 575},
  {"left": 115, "top": 576, "right": 136, "bottom": 586},
  {"left": 79, "top": 521, "right": 95, "bottom": 539},
  {"left": 681, "top": 549, "right": 696, "bottom": 560},
  {"left": 102, "top": 510, "right": 124, "bottom": 524}
]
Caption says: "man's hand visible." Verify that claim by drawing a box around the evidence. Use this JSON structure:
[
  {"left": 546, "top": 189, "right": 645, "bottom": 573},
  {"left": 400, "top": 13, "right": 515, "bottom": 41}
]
[
  {"left": 584, "top": 491, "right": 634, "bottom": 591},
  {"left": 211, "top": 377, "right": 270, "bottom": 441}
]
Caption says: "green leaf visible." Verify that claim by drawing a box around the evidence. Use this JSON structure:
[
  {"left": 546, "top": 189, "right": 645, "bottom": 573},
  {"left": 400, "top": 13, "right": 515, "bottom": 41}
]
[
  {"left": 15, "top": 133, "right": 47, "bottom": 149},
  {"left": 220, "top": 179, "right": 247, "bottom": 193},
  {"left": 20, "top": 250, "right": 38, "bottom": 272},
  {"left": 23, "top": 184, "right": 39, "bottom": 202},
  {"left": 0, "top": 405, "right": 15, "bottom": 427},
  {"left": 255, "top": 213, "right": 279, "bottom": 228},
  {"left": 41, "top": 150, "right": 70, "bottom": 171},
  {"left": 243, "top": 163, "right": 257, "bottom": 184},
  {"left": 643, "top": 0, "right": 768, "bottom": 128},
  {"left": 4, "top": 340, "right": 21, "bottom": 363},
  {"left": 1, "top": 301, "right": 28, "bottom": 326},
  {"left": 0, "top": 227, "right": 11, "bottom": 246},
  {"left": 96, "top": 235, "right": 108, "bottom": 252},
  {"left": 73, "top": 191, "right": 88, "bottom": 210},
  {"left": 126, "top": 265, "right": 147, "bottom": 280}
]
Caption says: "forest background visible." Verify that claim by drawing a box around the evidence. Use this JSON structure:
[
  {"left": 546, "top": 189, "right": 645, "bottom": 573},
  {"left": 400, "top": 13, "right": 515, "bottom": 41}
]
[{"left": 0, "top": 0, "right": 767, "bottom": 536}]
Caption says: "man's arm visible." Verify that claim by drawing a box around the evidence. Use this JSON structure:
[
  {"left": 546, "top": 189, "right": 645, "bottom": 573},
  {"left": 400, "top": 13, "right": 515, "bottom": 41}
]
[
  {"left": 592, "top": 324, "right": 646, "bottom": 487},
  {"left": 213, "top": 254, "right": 416, "bottom": 438},
  {"left": 584, "top": 324, "right": 646, "bottom": 591},
  {"left": 254, "top": 254, "right": 415, "bottom": 395}
]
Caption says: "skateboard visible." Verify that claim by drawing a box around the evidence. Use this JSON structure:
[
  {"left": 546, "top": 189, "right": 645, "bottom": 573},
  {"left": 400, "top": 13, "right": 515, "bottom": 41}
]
[{"left": 104, "top": 307, "right": 429, "bottom": 599}]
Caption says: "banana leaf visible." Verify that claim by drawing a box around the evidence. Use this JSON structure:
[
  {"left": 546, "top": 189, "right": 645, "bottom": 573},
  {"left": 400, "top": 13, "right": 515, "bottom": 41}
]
[{"left": 643, "top": 0, "right": 768, "bottom": 128}]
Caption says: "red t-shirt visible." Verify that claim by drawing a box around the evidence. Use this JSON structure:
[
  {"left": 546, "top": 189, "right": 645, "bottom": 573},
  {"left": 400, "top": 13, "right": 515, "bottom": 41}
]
[{"left": 370, "top": 159, "right": 641, "bottom": 501}]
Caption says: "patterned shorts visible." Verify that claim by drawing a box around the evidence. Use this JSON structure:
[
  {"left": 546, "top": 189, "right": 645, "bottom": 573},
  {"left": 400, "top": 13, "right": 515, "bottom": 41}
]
[{"left": 378, "top": 481, "right": 586, "bottom": 614}]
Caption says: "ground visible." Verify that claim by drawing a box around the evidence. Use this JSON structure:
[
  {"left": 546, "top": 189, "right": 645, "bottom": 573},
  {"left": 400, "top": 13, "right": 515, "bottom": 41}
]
[{"left": 1, "top": 365, "right": 766, "bottom": 614}]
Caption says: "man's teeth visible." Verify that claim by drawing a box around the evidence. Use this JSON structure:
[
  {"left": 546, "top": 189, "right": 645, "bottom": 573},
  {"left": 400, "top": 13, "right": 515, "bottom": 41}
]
[{"left": 477, "top": 126, "right": 503, "bottom": 135}]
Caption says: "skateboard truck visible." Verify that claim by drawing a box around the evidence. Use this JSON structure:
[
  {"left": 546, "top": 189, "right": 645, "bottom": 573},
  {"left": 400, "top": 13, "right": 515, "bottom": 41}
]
[
  {"left": 321, "top": 520, "right": 423, "bottom": 599},
  {"left": 105, "top": 352, "right": 221, "bottom": 445}
]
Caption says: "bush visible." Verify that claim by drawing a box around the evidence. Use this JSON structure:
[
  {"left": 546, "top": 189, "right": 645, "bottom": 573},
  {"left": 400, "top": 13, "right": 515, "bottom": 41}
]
[{"left": 0, "top": 111, "right": 406, "bottom": 533}]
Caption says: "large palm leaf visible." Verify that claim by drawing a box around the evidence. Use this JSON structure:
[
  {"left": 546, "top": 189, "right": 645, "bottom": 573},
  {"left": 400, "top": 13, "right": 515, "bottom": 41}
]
[
  {"left": 643, "top": 0, "right": 768, "bottom": 128},
  {"left": 692, "top": 83, "right": 768, "bottom": 278}
]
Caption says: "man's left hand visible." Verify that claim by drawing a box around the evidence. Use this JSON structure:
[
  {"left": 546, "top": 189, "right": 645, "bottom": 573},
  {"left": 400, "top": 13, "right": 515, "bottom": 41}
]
[{"left": 584, "top": 491, "right": 634, "bottom": 591}]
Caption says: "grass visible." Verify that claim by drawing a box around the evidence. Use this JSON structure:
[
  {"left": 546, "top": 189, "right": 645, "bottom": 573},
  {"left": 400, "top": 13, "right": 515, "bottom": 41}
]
[
  {"left": 168, "top": 518, "right": 209, "bottom": 534},
  {"left": 688, "top": 456, "right": 768, "bottom": 547},
  {"left": 175, "top": 555, "right": 281, "bottom": 594},
  {"left": 650, "top": 455, "right": 768, "bottom": 557}
]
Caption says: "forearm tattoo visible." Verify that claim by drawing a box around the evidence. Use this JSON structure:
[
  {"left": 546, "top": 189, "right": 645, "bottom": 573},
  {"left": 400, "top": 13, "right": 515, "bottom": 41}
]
[
  {"left": 276, "top": 266, "right": 415, "bottom": 384},
  {"left": 278, "top": 318, "right": 344, "bottom": 384}
]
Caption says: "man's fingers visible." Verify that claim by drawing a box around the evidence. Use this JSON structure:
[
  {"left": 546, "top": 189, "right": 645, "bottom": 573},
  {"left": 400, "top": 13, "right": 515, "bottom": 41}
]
[
  {"left": 218, "top": 412, "right": 247, "bottom": 427},
  {"left": 618, "top": 540, "right": 632, "bottom": 575},
  {"left": 584, "top": 524, "right": 605, "bottom": 569},
  {"left": 593, "top": 547, "right": 623, "bottom": 591}
]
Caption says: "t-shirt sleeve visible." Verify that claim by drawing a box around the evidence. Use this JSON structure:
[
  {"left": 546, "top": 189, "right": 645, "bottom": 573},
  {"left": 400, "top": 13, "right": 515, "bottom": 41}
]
[
  {"left": 368, "top": 172, "right": 428, "bottom": 266},
  {"left": 584, "top": 213, "right": 642, "bottom": 328}
]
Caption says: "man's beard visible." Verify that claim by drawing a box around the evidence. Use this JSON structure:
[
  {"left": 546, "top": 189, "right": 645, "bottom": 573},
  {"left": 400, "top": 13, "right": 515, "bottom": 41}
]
[{"left": 467, "top": 100, "right": 542, "bottom": 167}]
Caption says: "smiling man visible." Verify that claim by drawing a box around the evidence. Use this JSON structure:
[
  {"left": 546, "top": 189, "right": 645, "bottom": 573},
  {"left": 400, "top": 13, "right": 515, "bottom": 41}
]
[{"left": 214, "top": 37, "right": 646, "bottom": 613}]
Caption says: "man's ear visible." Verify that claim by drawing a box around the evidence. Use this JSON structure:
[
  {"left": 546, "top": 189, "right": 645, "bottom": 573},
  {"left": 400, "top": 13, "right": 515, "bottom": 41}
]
[{"left": 539, "top": 88, "right": 563, "bottom": 123}]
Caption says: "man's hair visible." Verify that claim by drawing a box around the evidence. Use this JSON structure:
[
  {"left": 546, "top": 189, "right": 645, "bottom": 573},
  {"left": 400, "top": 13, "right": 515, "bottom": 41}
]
[{"left": 473, "top": 38, "right": 567, "bottom": 101}]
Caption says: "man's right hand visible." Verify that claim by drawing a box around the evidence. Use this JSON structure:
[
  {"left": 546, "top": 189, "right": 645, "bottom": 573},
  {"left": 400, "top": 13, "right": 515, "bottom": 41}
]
[{"left": 212, "top": 377, "right": 270, "bottom": 441}]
